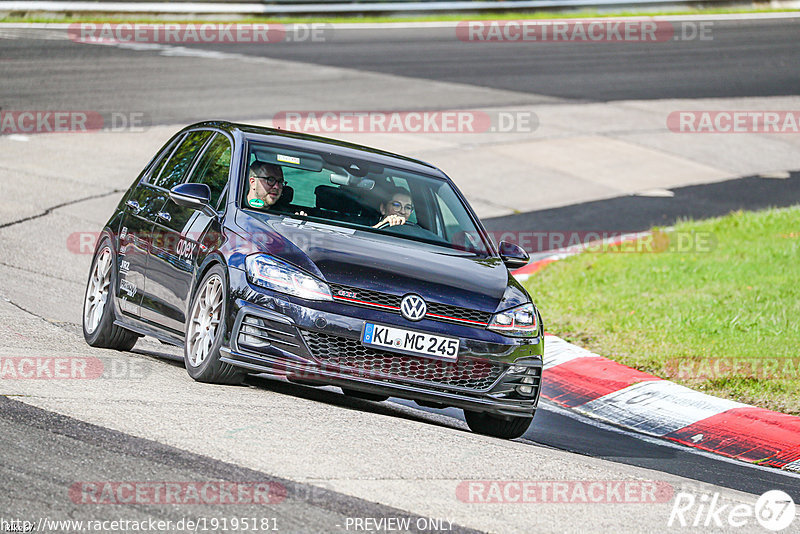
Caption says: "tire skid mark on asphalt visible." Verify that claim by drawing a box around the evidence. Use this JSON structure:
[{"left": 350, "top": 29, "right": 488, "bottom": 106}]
[
  {"left": 0, "top": 260, "right": 82, "bottom": 285},
  {"left": 0, "top": 188, "right": 123, "bottom": 230},
  {"left": 0, "top": 293, "right": 77, "bottom": 331}
]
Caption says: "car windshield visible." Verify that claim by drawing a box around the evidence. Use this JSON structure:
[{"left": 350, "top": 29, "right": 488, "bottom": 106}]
[{"left": 241, "top": 142, "right": 492, "bottom": 256}]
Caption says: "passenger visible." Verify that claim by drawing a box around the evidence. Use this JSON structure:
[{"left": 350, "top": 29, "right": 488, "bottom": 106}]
[
  {"left": 246, "top": 161, "right": 284, "bottom": 209},
  {"left": 373, "top": 188, "right": 414, "bottom": 228}
]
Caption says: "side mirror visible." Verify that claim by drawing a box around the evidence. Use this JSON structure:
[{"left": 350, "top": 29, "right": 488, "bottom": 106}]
[
  {"left": 499, "top": 241, "right": 530, "bottom": 269},
  {"left": 170, "top": 183, "right": 215, "bottom": 216}
]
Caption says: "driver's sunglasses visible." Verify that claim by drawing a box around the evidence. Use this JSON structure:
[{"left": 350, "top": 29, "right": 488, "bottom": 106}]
[
  {"left": 390, "top": 201, "right": 414, "bottom": 213},
  {"left": 258, "top": 175, "right": 285, "bottom": 187}
]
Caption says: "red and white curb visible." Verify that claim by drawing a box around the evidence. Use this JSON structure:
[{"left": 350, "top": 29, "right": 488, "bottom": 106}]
[
  {"left": 511, "top": 233, "right": 800, "bottom": 472},
  {"left": 540, "top": 334, "right": 800, "bottom": 472}
]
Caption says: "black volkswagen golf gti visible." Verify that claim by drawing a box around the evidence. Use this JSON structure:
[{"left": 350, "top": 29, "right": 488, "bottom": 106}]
[{"left": 83, "top": 121, "right": 544, "bottom": 439}]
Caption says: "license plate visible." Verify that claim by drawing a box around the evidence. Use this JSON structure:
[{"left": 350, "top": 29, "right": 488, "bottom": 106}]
[{"left": 362, "top": 323, "right": 459, "bottom": 361}]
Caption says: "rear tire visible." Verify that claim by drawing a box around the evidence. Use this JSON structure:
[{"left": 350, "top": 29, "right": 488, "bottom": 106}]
[
  {"left": 341, "top": 388, "right": 389, "bottom": 402},
  {"left": 82, "top": 237, "right": 139, "bottom": 351},
  {"left": 464, "top": 410, "right": 532, "bottom": 439},
  {"left": 184, "top": 264, "right": 244, "bottom": 385}
]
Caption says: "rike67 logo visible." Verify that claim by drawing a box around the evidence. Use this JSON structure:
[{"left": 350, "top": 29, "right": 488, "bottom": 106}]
[{"left": 669, "top": 490, "right": 796, "bottom": 531}]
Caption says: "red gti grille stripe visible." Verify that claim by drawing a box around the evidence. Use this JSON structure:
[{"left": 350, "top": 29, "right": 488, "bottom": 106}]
[
  {"left": 333, "top": 296, "right": 400, "bottom": 310},
  {"left": 333, "top": 296, "right": 488, "bottom": 326},
  {"left": 426, "top": 312, "right": 487, "bottom": 326}
]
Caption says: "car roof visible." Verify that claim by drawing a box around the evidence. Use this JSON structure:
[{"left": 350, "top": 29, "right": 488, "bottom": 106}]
[{"left": 182, "top": 120, "right": 449, "bottom": 180}]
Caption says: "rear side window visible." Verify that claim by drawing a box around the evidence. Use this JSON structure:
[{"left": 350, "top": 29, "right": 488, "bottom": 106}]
[
  {"left": 150, "top": 130, "right": 212, "bottom": 190},
  {"left": 191, "top": 133, "right": 232, "bottom": 209},
  {"left": 145, "top": 133, "right": 184, "bottom": 183}
]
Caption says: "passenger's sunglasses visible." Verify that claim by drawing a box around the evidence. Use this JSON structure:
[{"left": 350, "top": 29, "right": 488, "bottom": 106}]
[
  {"left": 390, "top": 201, "right": 414, "bottom": 212},
  {"left": 257, "top": 175, "right": 284, "bottom": 187}
]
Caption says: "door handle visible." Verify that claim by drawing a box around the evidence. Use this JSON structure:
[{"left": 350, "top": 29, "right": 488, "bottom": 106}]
[
  {"left": 157, "top": 211, "right": 172, "bottom": 222},
  {"left": 126, "top": 200, "right": 140, "bottom": 212}
]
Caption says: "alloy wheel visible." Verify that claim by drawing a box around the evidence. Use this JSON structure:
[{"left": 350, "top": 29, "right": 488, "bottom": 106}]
[
  {"left": 83, "top": 247, "right": 112, "bottom": 334},
  {"left": 186, "top": 274, "right": 224, "bottom": 367}
]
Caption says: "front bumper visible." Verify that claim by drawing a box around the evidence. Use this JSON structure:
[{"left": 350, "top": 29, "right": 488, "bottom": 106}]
[{"left": 221, "top": 268, "right": 544, "bottom": 418}]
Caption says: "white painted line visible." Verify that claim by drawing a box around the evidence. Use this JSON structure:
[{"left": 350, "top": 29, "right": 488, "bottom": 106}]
[
  {"left": 783, "top": 459, "right": 800, "bottom": 473},
  {"left": 759, "top": 171, "right": 791, "bottom": 179},
  {"left": 635, "top": 188, "right": 675, "bottom": 197},
  {"left": 577, "top": 380, "right": 747, "bottom": 437},
  {"left": 304, "top": 12, "right": 800, "bottom": 27},
  {"left": 542, "top": 334, "right": 596, "bottom": 369},
  {"left": 650, "top": 11, "right": 800, "bottom": 21},
  {"left": 1, "top": 11, "right": 800, "bottom": 26}
]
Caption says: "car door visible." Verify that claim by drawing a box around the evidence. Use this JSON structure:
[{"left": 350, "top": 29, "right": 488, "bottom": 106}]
[
  {"left": 143, "top": 131, "right": 232, "bottom": 333},
  {"left": 135, "top": 129, "right": 214, "bottom": 328},
  {"left": 116, "top": 133, "right": 184, "bottom": 317}
]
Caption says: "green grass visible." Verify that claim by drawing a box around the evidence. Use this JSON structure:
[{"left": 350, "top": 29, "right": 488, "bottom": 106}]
[
  {"left": 525, "top": 207, "right": 800, "bottom": 415},
  {"left": 1, "top": 7, "right": 798, "bottom": 24}
]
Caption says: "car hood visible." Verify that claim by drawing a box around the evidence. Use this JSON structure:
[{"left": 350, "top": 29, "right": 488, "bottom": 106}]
[{"left": 236, "top": 213, "right": 513, "bottom": 312}]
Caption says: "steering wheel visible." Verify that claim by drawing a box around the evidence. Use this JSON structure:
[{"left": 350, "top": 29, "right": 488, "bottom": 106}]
[
  {"left": 463, "top": 231, "right": 481, "bottom": 252},
  {"left": 377, "top": 220, "right": 418, "bottom": 230}
]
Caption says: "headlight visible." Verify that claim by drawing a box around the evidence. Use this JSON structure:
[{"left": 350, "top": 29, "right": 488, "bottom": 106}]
[
  {"left": 245, "top": 254, "right": 332, "bottom": 301},
  {"left": 487, "top": 303, "right": 538, "bottom": 337}
]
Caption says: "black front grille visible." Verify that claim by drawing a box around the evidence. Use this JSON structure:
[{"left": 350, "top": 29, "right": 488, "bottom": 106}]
[
  {"left": 329, "top": 284, "right": 399, "bottom": 308},
  {"left": 425, "top": 302, "right": 492, "bottom": 325},
  {"left": 302, "top": 330, "right": 505, "bottom": 391},
  {"left": 328, "top": 283, "right": 492, "bottom": 326}
]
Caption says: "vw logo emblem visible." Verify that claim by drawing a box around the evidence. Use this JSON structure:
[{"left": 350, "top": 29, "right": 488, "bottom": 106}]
[{"left": 400, "top": 294, "right": 427, "bottom": 322}]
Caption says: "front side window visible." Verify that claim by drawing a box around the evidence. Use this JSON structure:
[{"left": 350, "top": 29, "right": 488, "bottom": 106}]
[
  {"left": 150, "top": 130, "right": 213, "bottom": 190},
  {"left": 241, "top": 142, "right": 491, "bottom": 256}
]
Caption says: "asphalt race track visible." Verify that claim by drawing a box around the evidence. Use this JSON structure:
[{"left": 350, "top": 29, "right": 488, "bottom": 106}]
[
  {"left": 2, "top": 19, "right": 800, "bottom": 123},
  {"left": 2, "top": 18, "right": 800, "bottom": 533}
]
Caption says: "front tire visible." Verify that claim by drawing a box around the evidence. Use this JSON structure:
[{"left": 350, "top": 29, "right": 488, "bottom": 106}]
[
  {"left": 464, "top": 410, "right": 533, "bottom": 439},
  {"left": 184, "top": 264, "right": 244, "bottom": 385},
  {"left": 82, "top": 238, "right": 138, "bottom": 351}
]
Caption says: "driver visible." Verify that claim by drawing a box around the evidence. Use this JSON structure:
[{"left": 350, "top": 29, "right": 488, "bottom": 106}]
[
  {"left": 373, "top": 187, "right": 414, "bottom": 228},
  {"left": 246, "top": 161, "right": 284, "bottom": 209}
]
